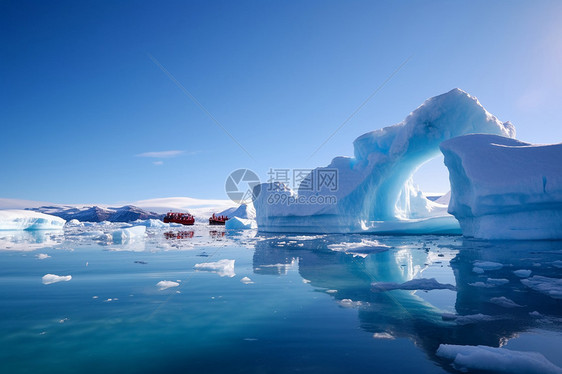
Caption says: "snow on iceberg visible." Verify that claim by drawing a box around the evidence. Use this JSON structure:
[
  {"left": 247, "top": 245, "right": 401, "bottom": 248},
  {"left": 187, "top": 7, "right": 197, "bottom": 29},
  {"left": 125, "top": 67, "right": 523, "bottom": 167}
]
[
  {"left": 42, "top": 274, "right": 72, "bottom": 285},
  {"left": 194, "top": 259, "right": 235, "bottom": 277},
  {"left": 111, "top": 226, "right": 146, "bottom": 244},
  {"left": 441, "top": 134, "right": 562, "bottom": 240},
  {"left": 0, "top": 210, "right": 65, "bottom": 230},
  {"left": 225, "top": 217, "right": 257, "bottom": 230},
  {"left": 254, "top": 88, "right": 515, "bottom": 233},
  {"left": 436, "top": 344, "right": 562, "bottom": 374}
]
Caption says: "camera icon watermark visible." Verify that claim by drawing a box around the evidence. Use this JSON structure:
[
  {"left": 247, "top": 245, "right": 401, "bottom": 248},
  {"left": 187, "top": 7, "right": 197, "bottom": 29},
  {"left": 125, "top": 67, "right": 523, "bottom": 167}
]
[{"left": 225, "top": 169, "right": 261, "bottom": 205}]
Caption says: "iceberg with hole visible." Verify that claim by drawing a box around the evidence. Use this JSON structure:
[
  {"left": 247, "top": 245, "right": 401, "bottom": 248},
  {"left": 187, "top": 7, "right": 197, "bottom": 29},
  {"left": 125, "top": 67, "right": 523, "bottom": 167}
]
[
  {"left": 254, "top": 88, "right": 515, "bottom": 233},
  {"left": 0, "top": 210, "right": 66, "bottom": 231},
  {"left": 441, "top": 134, "right": 562, "bottom": 240}
]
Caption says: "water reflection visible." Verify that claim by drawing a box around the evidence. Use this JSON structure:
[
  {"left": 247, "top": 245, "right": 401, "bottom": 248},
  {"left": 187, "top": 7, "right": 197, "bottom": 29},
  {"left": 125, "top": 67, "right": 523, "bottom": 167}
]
[{"left": 253, "top": 235, "right": 562, "bottom": 370}]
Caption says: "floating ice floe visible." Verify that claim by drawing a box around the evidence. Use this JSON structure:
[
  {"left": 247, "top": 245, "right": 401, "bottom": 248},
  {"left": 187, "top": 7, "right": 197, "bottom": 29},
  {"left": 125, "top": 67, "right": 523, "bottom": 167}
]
[
  {"left": 156, "top": 280, "right": 180, "bottom": 290},
  {"left": 490, "top": 296, "right": 523, "bottom": 308},
  {"left": 327, "top": 239, "right": 391, "bottom": 257},
  {"left": 372, "top": 278, "right": 456, "bottom": 291},
  {"left": 240, "top": 276, "right": 253, "bottom": 284},
  {"left": 225, "top": 217, "right": 257, "bottom": 230},
  {"left": 514, "top": 269, "right": 532, "bottom": 278},
  {"left": 254, "top": 88, "right": 514, "bottom": 234},
  {"left": 441, "top": 134, "right": 562, "bottom": 240},
  {"left": 436, "top": 344, "right": 562, "bottom": 374},
  {"left": 36, "top": 253, "right": 50, "bottom": 260},
  {"left": 194, "top": 259, "right": 236, "bottom": 277},
  {"left": 521, "top": 276, "right": 562, "bottom": 299},
  {"left": 0, "top": 210, "right": 66, "bottom": 231},
  {"left": 111, "top": 226, "right": 146, "bottom": 244},
  {"left": 42, "top": 274, "right": 72, "bottom": 285}
]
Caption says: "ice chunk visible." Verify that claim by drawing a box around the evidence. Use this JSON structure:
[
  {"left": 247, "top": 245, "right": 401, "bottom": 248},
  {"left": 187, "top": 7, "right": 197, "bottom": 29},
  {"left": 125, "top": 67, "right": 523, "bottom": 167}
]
[
  {"left": 225, "top": 217, "right": 257, "bottom": 230},
  {"left": 441, "top": 134, "right": 562, "bottom": 240},
  {"left": 436, "top": 344, "right": 562, "bottom": 374},
  {"left": 473, "top": 261, "right": 503, "bottom": 271},
  {"left": 327, "top": 239, "right": 390, "bottom": 257},
  {"left": 36, "top": 253, "right": 50, "bottom": 260},
  {"left": 42, "top": 274, "right": 72, "bottom": 285},
  {"left": 194, "top": 259, "right": 235, "bottom": 277},
  {"left": 111, "top": 226, "right": 146, "bottom": 244},
  {"left": 521, "top": 276, "right": 562, "bottom": 299},
  {"left": 514, "top": 269, "right": 532, "bottom": 278},
  {"left": 0, "top": 210, "right": 65, "bottom": 230},
  {"left": 372, "top": 278, "right": 456, "bottom": 291},
  {"left": 490, "top": 296, "right": 523, "bottom": 308},
  {"left": 254, "top": 89, "right": 514, "bottom": 233},
  {"left": 156, "top": 280, "right": 179, "bottom": 290},
  {"left": 240, "top": 276, "right": 253, "bottom": 284}
]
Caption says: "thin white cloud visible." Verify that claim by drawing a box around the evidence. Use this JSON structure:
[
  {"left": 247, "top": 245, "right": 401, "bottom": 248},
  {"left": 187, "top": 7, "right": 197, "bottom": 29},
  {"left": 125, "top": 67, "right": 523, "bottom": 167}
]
[
  {"left": 153, "top": 161, "right": 164, "bottom": 166},
  {"left": 136, "top": 150, "right": 185, "bottom": 158}
]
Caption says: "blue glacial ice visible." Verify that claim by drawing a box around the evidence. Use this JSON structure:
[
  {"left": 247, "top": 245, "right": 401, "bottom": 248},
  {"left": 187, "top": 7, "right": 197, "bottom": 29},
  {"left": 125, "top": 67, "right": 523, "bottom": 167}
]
[
  {"left": 254, "top": 88, "right": 515, "bottom": 233},
  {"left": 0, "top": 210, "right": 66, "bottom": 231},
  {"left": 441, "top": 134, "right": 562, "bottom": 240}
]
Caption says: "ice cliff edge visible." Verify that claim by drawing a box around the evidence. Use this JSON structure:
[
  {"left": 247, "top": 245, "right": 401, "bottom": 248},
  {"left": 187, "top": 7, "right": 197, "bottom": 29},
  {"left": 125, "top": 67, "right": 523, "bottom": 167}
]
[{"left": 441, "top": 134, "right": 562, "bottom": 240}]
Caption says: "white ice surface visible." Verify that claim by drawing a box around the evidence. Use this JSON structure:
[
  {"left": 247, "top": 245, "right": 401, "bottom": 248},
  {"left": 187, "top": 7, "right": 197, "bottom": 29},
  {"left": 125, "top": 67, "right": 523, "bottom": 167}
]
[
  {"left": 225, "top": 217, "right": 257, "bottom": 230},
  {"left": 156, "top": 280, "right": 180, "bottom": 290},
  {"left": 0, "top": 210, "right": 66, "bottom": 231},
  {"left": 521, "top": 276, "right": 562, "bottom": 299},
  {"left": 194, "top": 259, "right": 236, "bottom": 277},
  {"left": 42, "top": 274, "right": 72, "bottom": 285},
  {"left": 441, "top": 134, "right": 562, "bottom": 239},
  {"left": 112, "top": 226, "right": 146, "bottom": 244}
]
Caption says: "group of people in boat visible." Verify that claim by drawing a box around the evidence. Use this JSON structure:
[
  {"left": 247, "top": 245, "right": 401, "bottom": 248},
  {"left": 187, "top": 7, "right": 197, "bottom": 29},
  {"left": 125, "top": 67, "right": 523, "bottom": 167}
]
[{"left": 163, "top": 211, "right": 229, "bottom": 226}]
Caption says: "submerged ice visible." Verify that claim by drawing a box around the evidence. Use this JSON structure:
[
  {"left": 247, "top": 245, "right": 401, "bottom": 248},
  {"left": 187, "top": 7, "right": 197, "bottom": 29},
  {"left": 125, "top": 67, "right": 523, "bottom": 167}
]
[{"left": 254, "top": 88, "right": 515, "bottom": 234}]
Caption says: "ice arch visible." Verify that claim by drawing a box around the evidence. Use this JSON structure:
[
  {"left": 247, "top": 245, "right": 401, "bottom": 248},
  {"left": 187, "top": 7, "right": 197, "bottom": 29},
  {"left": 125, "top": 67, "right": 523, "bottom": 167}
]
[{"left": 254, "top": 88, "right": 515, "bottom": 233}]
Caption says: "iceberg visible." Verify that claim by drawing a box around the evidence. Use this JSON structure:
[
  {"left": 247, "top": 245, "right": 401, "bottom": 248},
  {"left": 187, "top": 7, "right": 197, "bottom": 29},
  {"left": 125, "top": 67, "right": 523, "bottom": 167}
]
[
  {"left": 225, "top": 217, "right": 257, "bottom": 230},
  {"left": 42, "top": 274, "right": 72, "bottom": 285},
  {"left": 219, "top": 203, "right": 256, "bottom": 220},
  {"left": 441, "top": 134, "right": 562, "bottom": 239},
  {"left": 0, "top": 210, "right": 66, "bottom": 231},
  {"left": 111, "top": 226, "right": 146, "bottom": 244},
  {"left": 254, "top": 89, "right": 515, "bottom": 233}
]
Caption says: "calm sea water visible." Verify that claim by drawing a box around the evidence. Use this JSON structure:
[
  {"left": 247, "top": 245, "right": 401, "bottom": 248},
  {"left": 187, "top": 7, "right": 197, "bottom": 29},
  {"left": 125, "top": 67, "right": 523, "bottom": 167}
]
[{"left": 0, "top": 225, "right": 561, "bottom": 373}]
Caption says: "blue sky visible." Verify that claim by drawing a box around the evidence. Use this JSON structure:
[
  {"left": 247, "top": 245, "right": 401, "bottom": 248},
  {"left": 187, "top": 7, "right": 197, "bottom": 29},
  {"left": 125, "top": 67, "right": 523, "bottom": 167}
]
[{"left": 2, "top": 0, "right": 561, "bottom": 204}]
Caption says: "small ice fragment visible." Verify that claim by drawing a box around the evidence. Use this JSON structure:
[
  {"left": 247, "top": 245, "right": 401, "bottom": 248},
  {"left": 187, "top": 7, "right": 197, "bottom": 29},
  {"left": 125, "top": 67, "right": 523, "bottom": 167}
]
[
  {"left": 514, "top": 269, "right": 532, "bottom": 278},
  {"left": 157, "top": 280, "right": 180, "bottom": 290},
  {"left": 42, "top": 274, "right": 71, "bottom": 285},
  {"left": 325, "top": 289, "right": 338, "bottom": 293},
  {"left": 240, "top": 277, "right": 253, "bottom": 284},
  {"left": 36, "top": 253, "right": 50, "bottom": 260},
  {"left": 194, "top": 259, "right": 235, "bottom": 277},
  {"left": 473, "top": 261, "right": 503, "bottom": 271},
  {"left": 490, "top": 296, "right": 523, "bottom": 308}
]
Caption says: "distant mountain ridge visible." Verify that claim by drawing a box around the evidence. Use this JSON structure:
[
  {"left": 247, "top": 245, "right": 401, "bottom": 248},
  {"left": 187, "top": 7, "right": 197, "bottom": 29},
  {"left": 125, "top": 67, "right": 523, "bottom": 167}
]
[{"left": 28, "top": 205, "right": 164, "bottom": 222}]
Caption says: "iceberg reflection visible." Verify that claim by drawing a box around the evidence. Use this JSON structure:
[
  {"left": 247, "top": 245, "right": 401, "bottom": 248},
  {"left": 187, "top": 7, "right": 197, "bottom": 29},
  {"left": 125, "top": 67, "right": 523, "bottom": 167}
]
[{"left": 253, "top": 235, "right": 562, "bottom": 370}]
